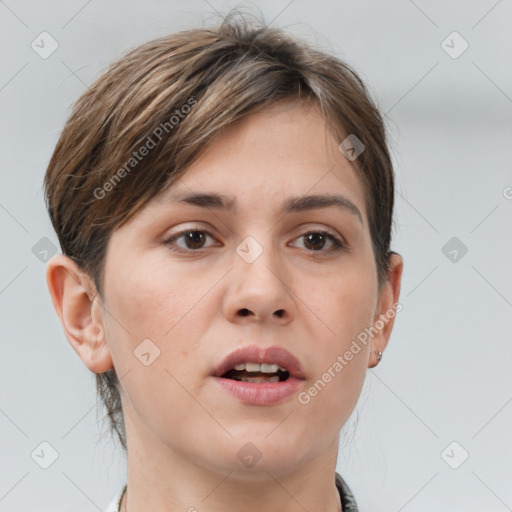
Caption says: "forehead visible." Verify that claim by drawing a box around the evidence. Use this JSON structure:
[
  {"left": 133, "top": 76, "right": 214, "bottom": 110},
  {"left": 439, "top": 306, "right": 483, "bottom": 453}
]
[{"left": 154, "top": 100, "right": 368, "bottom": 223}]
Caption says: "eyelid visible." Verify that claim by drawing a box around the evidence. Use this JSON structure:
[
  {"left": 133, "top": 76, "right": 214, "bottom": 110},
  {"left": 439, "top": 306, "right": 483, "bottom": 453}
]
[
  {"left": 289, "top": 229, "right": 345, "bottom": 252},
  {"left": 290, "top": 222, "right": 347, "bottom": 247},
  {"left": 163, "top": 224, "right": 347, "bottom": 253},
  {"left": 163, "top": 226, "right": 217, "bottom": 251}
]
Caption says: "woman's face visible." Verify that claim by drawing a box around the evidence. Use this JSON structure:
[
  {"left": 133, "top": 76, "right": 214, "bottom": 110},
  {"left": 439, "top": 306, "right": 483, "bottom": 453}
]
[{"left": 98, "top": 100, "right": 401, "bottom": 478}]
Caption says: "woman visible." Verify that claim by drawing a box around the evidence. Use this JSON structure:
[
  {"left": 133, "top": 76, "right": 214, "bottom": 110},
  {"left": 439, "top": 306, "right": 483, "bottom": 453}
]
[{"left": 44, "top": 11, "right": 403, "bottom": 512}]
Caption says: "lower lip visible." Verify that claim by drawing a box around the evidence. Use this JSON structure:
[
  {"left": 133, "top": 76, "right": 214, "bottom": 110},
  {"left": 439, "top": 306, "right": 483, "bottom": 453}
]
[{"left": 213, "top": 376, "right": 304, "bottom": 405}]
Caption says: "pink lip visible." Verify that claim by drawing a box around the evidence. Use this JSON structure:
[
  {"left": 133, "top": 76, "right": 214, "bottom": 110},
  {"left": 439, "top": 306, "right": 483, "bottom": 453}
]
[
  {"left": 213, "top": 377, "right": 304, "bottom": 405},
  {"left": 211, "top": 345, "right": 306, "bottom": 379},
  {"left": 211, "top": 345, "right": 306, "bottom": 406}
]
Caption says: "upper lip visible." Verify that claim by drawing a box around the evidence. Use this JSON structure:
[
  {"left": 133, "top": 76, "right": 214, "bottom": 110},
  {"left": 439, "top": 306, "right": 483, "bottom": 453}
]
[{"left": 212, "top": 345, "right": 306, "bottom": 379}]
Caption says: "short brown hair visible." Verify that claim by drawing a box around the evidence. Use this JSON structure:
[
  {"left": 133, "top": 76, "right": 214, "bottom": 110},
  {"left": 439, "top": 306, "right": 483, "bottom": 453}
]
[{"left": 44, "top": 11, "right": 396, "bottom": 452}]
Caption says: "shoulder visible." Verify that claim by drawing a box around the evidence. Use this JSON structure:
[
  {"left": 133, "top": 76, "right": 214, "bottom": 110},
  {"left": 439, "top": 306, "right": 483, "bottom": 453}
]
[
  {"left": 104, "top": 484, "right": 126, "bottom": 512},
  {"left": 335, "top": 473, "right": 359, "bottom": 512}
]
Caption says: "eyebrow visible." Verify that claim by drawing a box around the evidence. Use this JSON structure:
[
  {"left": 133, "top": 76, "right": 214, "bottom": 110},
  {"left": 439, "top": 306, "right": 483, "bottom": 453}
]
[{"left": 169, "top": 192, "right": 363, "bottom": 225}]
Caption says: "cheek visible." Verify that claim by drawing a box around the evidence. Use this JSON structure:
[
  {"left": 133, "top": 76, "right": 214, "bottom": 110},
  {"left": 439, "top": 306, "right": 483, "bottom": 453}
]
[
  {"left": 295, "top": 304, "right": 370, "bottom": 441},
  {"left": 103, "top": 252, "right": 220, "bottom": 385},
  {"left": 295, "top": 264, "right": 375, "bottom": 424},
  {"left": 105, "top": 252, "right": 203, "bottom": 340},
  {"left": 302, "top": 258, "right": 376, "bottom": 347},
  {"left": 102, "top": 260, "right": 207, "bottom": 437}
]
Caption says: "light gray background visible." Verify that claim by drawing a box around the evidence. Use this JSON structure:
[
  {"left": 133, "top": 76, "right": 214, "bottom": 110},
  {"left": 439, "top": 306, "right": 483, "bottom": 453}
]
[{"left": 1, "top": 1, "right": 511, "bottom": 511}]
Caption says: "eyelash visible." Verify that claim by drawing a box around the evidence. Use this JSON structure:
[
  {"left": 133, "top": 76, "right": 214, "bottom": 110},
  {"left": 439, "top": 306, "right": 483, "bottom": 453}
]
[{"left": 163, "top": 228, "right": 345, "bottom": 254}]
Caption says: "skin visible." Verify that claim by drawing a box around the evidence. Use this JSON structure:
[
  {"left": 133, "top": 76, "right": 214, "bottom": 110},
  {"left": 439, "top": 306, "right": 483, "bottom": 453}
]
[{"left": 47, "top": 99, "right": 403, "bottom": 512}]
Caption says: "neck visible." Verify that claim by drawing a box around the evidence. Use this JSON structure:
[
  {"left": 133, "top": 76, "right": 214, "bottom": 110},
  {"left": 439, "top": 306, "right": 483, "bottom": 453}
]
[
  {"left": 119, "top": 414, "right": 343, "bottom": 512},
  {"left": 119, "top": 472, "right": 343, "bottom": 512}
]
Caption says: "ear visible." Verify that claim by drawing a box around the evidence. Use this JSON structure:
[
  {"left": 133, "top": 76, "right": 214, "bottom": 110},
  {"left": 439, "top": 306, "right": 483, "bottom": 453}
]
[
  {"left": 368, "top": 252, "right": 403, "bottom": 368},
  {"left": 45, "top": 254, "right": 113, "bottom": 374}
]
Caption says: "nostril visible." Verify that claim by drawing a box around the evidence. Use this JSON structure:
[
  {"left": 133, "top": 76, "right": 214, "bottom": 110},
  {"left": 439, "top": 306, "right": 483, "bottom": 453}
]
[
  {"left": 239, "top": 308, "right": 251, "bottom": 316},
  {"left": 274, "top": 309, "right": 285, "bottom": 318}
]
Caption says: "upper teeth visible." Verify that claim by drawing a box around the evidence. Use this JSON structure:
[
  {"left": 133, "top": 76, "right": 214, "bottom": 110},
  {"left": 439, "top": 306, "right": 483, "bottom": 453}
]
[{"left": 233, "top": 363, "right": 287, "bottom": 373}]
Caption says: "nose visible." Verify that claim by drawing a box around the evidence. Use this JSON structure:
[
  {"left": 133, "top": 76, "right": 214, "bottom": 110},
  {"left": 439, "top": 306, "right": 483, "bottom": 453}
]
[{"left": 222, "top": 241, "right": 296, "bottom": 325}]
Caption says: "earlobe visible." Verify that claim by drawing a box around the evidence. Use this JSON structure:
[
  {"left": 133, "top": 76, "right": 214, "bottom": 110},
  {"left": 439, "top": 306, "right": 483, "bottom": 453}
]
[
  {"left": 368, "top": 252, "right": 404, "bottom": 368},
  {"left": 45, "top": 254, "right": 113, "bottom": 374}
]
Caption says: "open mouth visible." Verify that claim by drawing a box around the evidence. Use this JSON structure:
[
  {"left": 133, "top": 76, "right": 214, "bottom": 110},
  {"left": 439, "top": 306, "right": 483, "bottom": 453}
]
[{"left": 221, "top": 363, "right": 290, "bottom": 383}]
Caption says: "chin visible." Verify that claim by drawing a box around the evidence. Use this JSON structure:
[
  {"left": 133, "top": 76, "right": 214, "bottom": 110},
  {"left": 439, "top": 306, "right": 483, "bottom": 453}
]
[{"left": 199, "top": 434, "right": 317, "bottom": 480}]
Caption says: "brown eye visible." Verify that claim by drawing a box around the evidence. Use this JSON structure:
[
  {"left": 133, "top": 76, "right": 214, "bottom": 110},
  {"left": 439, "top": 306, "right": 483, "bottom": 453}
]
[
  {"left": 164, "top": 229, "right": 216, "bottom": 252},
  {"left": 182, "top": 230, "right": 207, "bottom": 249},
  {"left": 303, "top": 232, "right": 328, "bottom": 251},
  {"left": 294, "top": 231, "right": 344, "bottom": 253}
]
